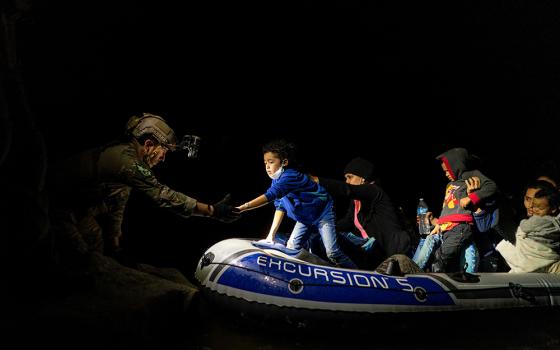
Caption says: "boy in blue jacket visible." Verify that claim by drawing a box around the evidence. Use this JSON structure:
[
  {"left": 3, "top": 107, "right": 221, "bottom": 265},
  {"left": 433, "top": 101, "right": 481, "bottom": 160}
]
[{"left": 237, "top": 139, "right": 357, "bottom": 269}]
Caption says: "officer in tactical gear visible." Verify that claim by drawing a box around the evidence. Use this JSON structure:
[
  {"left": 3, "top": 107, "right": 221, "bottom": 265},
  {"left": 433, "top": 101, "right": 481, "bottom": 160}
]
[{"left": 48, "top": 113, "right": 240, "bottom": 266}]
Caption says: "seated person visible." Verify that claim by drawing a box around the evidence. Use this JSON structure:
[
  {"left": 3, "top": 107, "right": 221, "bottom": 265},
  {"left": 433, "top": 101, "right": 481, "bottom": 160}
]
[{"left": 496, "top": 186, "right": 560, "bottom": 273}]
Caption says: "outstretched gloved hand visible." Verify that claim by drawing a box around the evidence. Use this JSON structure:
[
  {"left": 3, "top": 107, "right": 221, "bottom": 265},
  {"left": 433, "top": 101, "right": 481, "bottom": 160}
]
[{"left": 212, "top": 194, "right": 241, "bottom": 223}]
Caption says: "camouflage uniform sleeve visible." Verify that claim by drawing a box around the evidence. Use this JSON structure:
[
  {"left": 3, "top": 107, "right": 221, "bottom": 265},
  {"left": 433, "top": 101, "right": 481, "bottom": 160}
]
[{"left": 120, "top": 160, "right": 198, "bottom": 219}]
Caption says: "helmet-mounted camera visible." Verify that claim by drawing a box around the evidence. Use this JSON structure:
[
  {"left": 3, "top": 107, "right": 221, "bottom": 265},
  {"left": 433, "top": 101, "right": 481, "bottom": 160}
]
[{"left": 177, "top": 134, "right": 201, "bottom": 159}]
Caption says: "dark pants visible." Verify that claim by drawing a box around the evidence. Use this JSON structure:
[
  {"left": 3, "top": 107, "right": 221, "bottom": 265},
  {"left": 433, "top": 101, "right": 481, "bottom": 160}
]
[
  {"left": 432, "top": 223, "right": 473, "bottom": 273},
  {"left": 50, "top": 205, "right": 107, "bottom": 268}
]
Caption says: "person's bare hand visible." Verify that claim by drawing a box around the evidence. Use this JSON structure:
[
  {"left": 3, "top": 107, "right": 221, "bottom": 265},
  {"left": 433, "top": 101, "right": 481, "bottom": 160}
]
[
  {"left": 460, "top": 196, "right": 472, "bottom": 209},
  {"left": 466, "top": 177, "right": 481, "bottom": 194},
  {"left": 430, "top": 224, "right": 441, "bottom": 235},
  {"left": 417, "top": 211, "right": 435, "bottom": 225},
  {"left": 309, "top": 174, "right": 319, "bottom": 183}
]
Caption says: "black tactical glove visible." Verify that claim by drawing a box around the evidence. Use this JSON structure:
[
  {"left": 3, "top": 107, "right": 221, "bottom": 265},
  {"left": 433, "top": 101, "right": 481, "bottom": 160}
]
[{"left": 212, "top": 194, "right": 241, "bottom": 223}]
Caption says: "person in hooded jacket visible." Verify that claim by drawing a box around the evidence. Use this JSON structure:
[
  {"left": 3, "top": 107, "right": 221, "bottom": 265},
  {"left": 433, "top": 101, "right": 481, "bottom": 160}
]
[
  {"left": 310, "top": 157, "right": 412, "bottom": 269},
  {"left": 413, "top": 176, "right": 486, "bottom": 273},
  {"left": 236, "top": 139, "right": 357, "bottom": 269},
  {"left": 428, "top": 147, "right": 498, "bottom": 272}
]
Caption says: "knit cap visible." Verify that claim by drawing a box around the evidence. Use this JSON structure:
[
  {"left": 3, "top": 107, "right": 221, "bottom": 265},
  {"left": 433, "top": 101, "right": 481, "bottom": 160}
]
[{"left": 344, "top": 157, "right": 374, "bottom": 181}]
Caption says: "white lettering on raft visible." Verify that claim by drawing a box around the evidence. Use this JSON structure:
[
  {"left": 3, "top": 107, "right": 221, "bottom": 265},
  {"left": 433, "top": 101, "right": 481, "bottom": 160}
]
[{"left": 256, "top": 255, "right": 403, "bottom": 289}]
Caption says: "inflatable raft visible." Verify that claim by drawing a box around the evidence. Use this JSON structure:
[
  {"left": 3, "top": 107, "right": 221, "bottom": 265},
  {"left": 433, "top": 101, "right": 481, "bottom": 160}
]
[{"left": 195, "top": 238, "right": 560, "bottom": 314}]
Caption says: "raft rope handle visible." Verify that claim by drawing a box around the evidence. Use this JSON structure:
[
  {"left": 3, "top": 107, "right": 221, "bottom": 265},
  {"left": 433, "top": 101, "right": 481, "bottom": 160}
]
[{"left": 206, "top": 261, "right": 536, "bottom": 297}]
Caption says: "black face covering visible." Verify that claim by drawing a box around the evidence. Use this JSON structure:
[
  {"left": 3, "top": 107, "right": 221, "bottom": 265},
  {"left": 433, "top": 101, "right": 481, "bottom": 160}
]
[{"left": 177, "top": 134, "right": 201, "bottom": 159}]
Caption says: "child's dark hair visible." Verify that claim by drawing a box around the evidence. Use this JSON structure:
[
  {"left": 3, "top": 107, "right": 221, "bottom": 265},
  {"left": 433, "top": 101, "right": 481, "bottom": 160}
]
[
  {"left": 534, "top": 185, "right": 560, "bottom": 213},
  {"left": 262, "top": 139, "right": 298, "bottom": 168}
]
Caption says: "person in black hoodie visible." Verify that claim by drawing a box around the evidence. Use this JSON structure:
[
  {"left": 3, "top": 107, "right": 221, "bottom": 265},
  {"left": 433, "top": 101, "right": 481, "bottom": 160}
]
[
  {"left": 311, "top": 157, "right": 412, "bottom": 269},
  {"left": 429, "top": 147, "right": 498, "bottom": 272}
]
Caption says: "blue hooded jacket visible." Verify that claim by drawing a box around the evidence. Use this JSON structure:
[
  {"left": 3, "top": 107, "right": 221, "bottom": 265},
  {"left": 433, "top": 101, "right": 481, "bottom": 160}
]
[{"left": 264, "top": 168, "right": 332, "bottom": 226}]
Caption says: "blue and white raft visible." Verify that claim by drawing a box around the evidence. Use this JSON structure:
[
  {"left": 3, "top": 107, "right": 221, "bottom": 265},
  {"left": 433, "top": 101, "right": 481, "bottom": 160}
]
[{"left": 195, "top": 238, "right": 560, "bottom": 314}]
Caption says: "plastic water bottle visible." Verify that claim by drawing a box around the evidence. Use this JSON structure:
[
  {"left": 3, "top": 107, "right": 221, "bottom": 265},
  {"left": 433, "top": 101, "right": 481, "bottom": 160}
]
[{"left": 417, "top": 198, "right": 430, "bottom": 236}]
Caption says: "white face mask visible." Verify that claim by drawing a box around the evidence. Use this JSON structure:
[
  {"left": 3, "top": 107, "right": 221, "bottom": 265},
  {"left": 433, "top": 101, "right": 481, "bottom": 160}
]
[{"left": 269, "top": 166, "right": 284, "bottom": 180}]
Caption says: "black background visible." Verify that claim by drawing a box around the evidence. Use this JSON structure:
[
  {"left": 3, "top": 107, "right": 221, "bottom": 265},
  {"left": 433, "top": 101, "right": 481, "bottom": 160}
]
[{"left": 18, "top": 0, "right": 560, "bottom": 273}]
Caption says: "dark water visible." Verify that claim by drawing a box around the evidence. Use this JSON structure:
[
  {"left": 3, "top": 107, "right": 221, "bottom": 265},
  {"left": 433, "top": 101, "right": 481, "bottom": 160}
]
[
  {"left": 189, "top": 293, "right": 560, "bottom": 350},
  {"left": 6, "top": 287, "right": 559, "bottom": 350}
]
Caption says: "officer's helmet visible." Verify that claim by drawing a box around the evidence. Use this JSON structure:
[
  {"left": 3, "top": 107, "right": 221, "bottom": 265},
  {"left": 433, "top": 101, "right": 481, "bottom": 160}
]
[{"left": 125, "top": 113, "right": 177, "bottom": 150}]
